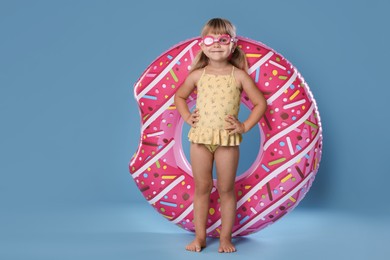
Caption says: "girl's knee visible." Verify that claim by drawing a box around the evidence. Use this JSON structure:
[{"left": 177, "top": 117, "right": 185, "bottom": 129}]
[
  {"left": 195, "top": 180, "right": 213, "bottom": 195},
  {"left": 216, "top": 183, "right": 235, "bottom": 196}
]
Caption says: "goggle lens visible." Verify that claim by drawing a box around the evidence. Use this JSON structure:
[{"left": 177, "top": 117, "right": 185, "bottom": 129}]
[{"left": 202, "top": 35, "right": 235, "bottom": 46}]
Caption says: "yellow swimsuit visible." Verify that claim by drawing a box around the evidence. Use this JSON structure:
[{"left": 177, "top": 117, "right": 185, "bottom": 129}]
[{"left": 188, "top": 66, "right": 243, "bottom": 152}]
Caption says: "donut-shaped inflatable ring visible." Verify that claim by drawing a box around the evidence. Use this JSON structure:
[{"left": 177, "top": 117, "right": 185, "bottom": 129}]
[{"left": 129, "top": 36, "right": 322, "bottom": 237}]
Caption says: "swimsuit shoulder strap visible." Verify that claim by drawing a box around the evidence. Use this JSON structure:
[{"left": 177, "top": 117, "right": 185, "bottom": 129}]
[
  {"left": 202, "top": 67, "right": 206, "bottom": 76},
  {"left": 197, "top": 67, "right": 207, "bottom": 86}
]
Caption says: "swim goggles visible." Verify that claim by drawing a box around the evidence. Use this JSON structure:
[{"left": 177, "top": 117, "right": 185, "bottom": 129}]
[{"left": 201, "top": 34, "right": 237, "bottom": 46}]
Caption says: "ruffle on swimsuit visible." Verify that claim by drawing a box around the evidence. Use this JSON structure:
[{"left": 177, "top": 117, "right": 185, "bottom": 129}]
[{"left": 188, "top": 127, "right": 242, "bottom": 146}]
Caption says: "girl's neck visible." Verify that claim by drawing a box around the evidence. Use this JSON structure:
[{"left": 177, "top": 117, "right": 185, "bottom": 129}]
[
  {"left": 206, "top": 61, "right": 232, "bottom": 73},
  {"left": 207, "top": 60, "right": 231, "bottom": 69}
]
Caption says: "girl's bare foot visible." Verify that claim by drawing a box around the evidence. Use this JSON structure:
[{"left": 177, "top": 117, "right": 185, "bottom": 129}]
[
  {"left": 185, "top": 237, "right": 206, "bottom": 252},
  {"left": 218, "top": 238, "right": 236, "bottom": 253}
]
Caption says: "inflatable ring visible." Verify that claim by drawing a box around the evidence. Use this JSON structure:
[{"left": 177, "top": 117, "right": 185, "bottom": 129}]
[{"left": 129, "top": 36, "right": 322, "bottom": 237}]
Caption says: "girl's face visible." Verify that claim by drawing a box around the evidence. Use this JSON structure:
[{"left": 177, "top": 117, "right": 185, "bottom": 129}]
[{"left": 200, "top": 33, "right": 236, "bottom": 63}]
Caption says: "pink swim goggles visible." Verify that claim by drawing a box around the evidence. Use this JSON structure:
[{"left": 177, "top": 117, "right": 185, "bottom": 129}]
[{"left": 201, "top": 34, "right": 237, "bottom": 46}]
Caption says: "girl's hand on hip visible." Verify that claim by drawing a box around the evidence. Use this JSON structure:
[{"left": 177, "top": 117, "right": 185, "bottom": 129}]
[
  {"left": 225, "top": 115, "right": 246, "bottom": 135},
  {"left": 186, "top": 109, "right": 199, "bottom": 127}
]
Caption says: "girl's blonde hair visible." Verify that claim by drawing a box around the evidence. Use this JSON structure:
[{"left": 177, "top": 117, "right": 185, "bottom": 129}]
[{"left": 190, "top": 18, "right": 248, "bottom": 72}]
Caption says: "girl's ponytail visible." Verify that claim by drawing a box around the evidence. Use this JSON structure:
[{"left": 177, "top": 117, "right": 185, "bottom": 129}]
[{"left": 230, "top": 46, "right": 248, "bottom": 72}]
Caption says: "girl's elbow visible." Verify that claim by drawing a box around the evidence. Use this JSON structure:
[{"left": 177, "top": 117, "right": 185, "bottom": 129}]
[
  {"left": 174, "top": 94, "right": 181, "bottom": 104},
  {"left": 255, "top": 97, "right": 267, "bottom": 110},
  {"left": 174, "top": 94, "right": 185, "bottom": 106},
  {"left": 260, "top": 96, "right": 267, "bottom": 110}
]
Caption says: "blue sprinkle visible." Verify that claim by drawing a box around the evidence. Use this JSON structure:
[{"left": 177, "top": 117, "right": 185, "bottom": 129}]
[
  {"left": 290, "top": 84, "right": 295, "bottom": 89},
  {"left": 255, "top": 67, "right": 260, "bottom": 83},
  {"left": 160, "top": 201, "right": 177, "bottom": 207},
  {"left": 142, "top": 95, "right": 157, "bottom": 100},
  {"left": 287, "top": 70, "right": 291, "bottom": 74},
  {"left": 164, "top": 195, "right": 168, "bottom": 199},
  {"left": 279, "top": 141, "right": 285, "bottom": 147},
  {"left": 273, "top": 189, "right": 278, "bottom": 194},
  {"left": 261, "top": 164, "right": 270, "bottom": 172},
  {"left": 237, "top": 214, "right": 241, "bottom": 218},
  {"left": 292, "top": 116, "right": 297, "bottom": 121},
  {"left": 167, "top": 55, "right": 173, "bottom": 60},
  {"left": 239, "top": 215, "right": 250, "bottom": 225},
  {"left": 143, "top": 173, "right": 148, "bottom": 178}
]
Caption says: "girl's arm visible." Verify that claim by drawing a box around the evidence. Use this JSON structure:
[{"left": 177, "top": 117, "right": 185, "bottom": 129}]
[
  {"left": 226, "top": 69, "right": 267, "bottom": 134},
  {"left": 174, "top": 70, "right": 201, "bottom": 127}
]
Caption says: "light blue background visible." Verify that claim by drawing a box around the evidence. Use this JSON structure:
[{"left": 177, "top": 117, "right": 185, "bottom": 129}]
[{"left": 1, "top": 0, "right": 390, "bottom": 259}]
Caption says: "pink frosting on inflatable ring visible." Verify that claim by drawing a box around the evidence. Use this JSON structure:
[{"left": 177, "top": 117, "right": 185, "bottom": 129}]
[{"left": 129, "top": 36, "right": 322, "bottom": 237}]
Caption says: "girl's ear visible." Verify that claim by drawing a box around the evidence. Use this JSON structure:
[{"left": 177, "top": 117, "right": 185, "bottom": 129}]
[{"left": 200, "top": 43, "right": 206, "bottom": 52}]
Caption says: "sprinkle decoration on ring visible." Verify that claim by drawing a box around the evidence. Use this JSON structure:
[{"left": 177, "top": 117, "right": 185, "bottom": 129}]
[{"left": 129, "top": 36, "right": 322, "bottom": 237}]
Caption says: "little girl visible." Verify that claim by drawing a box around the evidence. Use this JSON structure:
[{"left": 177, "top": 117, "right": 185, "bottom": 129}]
[{"left": 174, "top": 18, "right": 267, "bottom": 253}]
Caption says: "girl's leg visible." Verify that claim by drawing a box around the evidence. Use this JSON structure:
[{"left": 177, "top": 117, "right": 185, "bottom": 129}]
[
  {"left": 186, "top": 143, "right": 214, "bottom": 252},
  {"left": 214, "top": 146, "right": 239, "bottom": 253}
]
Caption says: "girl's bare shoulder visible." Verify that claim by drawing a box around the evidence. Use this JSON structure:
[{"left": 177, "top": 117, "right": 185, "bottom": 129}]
[
  {"left": 186, "top": 68, "right": 204, "bottom": 83},
  {"left": 233, "top": 67, "right": 248, "bottom": 76},
  {"left": 233, "top": 67, "right": 252, "bottom": 82},
  {"left": 188, "top": 68, "right": 204, "bottom": 78}
]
